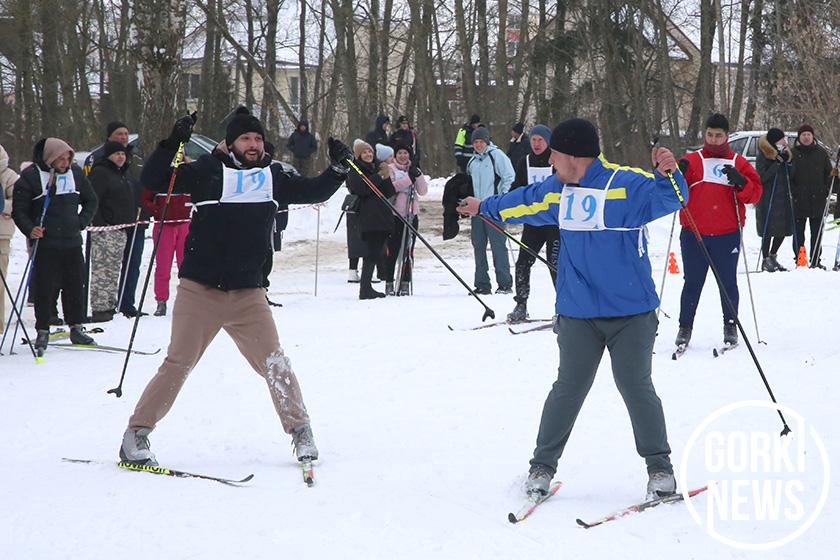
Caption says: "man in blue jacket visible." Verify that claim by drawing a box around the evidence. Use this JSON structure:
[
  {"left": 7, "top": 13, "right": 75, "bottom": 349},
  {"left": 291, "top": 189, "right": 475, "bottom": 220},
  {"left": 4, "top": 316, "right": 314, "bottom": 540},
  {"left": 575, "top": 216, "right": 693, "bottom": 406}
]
[
  {"left": 457, "top": 118, "right": 688, "bottom": 501},
  {"left": 466, "top": 126, "right": 515, "bottom": 294}
]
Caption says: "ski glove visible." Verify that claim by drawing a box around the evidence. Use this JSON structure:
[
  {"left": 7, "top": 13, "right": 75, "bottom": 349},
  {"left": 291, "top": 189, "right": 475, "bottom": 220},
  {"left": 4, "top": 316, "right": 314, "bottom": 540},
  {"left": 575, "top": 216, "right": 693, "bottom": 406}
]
[
  {"left": 409, "top": 166, "right": 422, "bottom": 179},
  {"left": 722, "top": 164, "right": 746, "bottom": 189},
  {"left": 327, "top": 137, "right": 352, "bottom": 175},
  {"left": 775, "top": 148, "right": 791, "bottom": 163},
  {"left": 167, "top": 112, "right": 198, "bottom": 148},
  {"left": 677, "top": 158, "right": 690, "bottom": 175}
]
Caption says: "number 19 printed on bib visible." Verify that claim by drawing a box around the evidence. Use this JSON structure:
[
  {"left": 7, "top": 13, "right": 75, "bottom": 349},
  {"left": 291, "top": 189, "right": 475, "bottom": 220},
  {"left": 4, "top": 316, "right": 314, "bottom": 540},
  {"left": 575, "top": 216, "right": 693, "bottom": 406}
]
[
  {"left": 221, "top": 166, "right": 273, "bottom": 204},
  {"left": 558, "top": 185, "right": 607, "bottom": 231}
]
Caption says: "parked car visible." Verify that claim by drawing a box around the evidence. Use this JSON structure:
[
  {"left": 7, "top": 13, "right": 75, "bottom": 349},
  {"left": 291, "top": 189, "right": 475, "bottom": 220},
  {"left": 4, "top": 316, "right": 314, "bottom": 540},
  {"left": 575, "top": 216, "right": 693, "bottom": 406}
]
[{"left": 75, "top": 133, "right": 298, "bottom": 175}]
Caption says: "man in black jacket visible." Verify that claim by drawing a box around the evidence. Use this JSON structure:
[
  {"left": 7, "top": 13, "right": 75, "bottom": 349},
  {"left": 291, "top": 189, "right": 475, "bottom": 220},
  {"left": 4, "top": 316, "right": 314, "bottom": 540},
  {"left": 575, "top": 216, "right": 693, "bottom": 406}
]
[
  {"left": 119, "top": 109, "right": 352, "bottom": 474},
  {"left": 286, "top": 118, "right": 318, "bottom": 176},
  {"left": 791, "top": 124, "right": 834, "bottom": 268},
  {"left": 507, "top": 124, "right": 559, "bottom": 322},
  {"left": 12, "top": 138, "right": 98, "bottom": 354}
]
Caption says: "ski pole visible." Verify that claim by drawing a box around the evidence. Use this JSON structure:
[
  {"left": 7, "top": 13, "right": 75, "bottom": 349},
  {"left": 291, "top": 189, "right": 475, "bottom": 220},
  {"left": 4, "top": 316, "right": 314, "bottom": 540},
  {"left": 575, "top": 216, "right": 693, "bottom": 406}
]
[
  {"left": 756, "top": 173, "right": 778, "bottom": 272},
  {"left": 783, "top": 163, "right": 800, "bottom": 263},
  {"left": 656, "top": 213, "right": 676, "bottom": 323},
  {"left": 116, "top": 208, "right": 143, "bottom": 312},
  {"left": 108, "top": 142, "right": 185, "bottom": 398},
  {"left": 476, "top": 213, "right": 557, "bottom": 273},
  {"left": 733, "top": 189, "right": 765, "bottom": 344},
  {"left": 0, "top": 266, "right": 38, "bottom": 360},
  {"left": 345, "top": 158, "right": 495, "bottom": 321},
  {"left": 809, "top": 146, "right": 840, "bottom": 265},
  {"left": 662, "top": 166, "right": 790, "bottom": 436},
  {"left": 2, "top": 172, "right": 55, "bottom": 355},
  {"left": 394, "top": 185, "right": 416, "bottom": 290}
]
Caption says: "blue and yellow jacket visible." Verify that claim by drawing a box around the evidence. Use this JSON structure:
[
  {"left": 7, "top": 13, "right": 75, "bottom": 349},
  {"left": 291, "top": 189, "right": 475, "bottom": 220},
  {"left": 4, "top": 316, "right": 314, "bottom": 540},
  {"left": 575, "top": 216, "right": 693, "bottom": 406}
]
[{"left": 480, "top": 155, "right": 688, "bottom": 319}]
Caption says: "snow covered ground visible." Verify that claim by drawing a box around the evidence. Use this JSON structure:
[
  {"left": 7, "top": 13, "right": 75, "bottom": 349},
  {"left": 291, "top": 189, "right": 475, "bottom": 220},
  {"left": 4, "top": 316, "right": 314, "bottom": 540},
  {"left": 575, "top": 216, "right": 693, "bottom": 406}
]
[{"left": 1, "top": 181, "right": 838, "bottom": 559}]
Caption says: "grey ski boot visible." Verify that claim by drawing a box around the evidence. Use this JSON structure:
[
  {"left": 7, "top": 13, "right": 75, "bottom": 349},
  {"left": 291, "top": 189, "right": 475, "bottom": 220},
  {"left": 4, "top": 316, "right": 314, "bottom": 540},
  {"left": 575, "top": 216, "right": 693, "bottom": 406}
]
[
  {"left": 525, "top": 464, "right": 554, "bottom": 496},
  {"left": 154, "top": 301, "right": 167, "bottom": 317},
  {"left": 674, "top": 325, "right": 692, "bottom": 348},
  {"left": 291, "top": 424, "right": 318, "bottom": 461},
  {"left": 646, "top": 471, "right": 676, "bottom": 501},
  {"left": 507, "top": 301, "right": 529, "bottom": 323},
  {"left": 119, "top": 428, "right": 158, "bottom": 466},
  {"left": 69, "top": 325, "right": 95, "bottom": 345}
]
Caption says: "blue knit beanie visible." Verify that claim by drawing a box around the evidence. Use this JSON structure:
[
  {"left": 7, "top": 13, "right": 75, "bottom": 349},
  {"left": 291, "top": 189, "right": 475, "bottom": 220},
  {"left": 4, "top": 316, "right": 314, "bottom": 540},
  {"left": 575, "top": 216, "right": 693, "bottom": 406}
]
[{"left": 529, "top": 124, "right": 552, "bottom": 144}]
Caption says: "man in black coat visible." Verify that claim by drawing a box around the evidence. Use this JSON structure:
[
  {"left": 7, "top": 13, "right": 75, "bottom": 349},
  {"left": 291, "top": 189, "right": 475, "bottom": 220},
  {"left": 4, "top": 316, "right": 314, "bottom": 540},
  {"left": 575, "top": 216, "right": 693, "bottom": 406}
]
[
  {"left": 506, "top": 124, "right": 559, "bottom": 322},
  {"left": 507, "top": 122, "right": 529, "bottom": 165},
  {"left": 365, "top": 114, "right": 391, "bottom": 147},
  {"left": 286, "top": 118, "right": 318, "bottom": 176},
  {"left": 12, "top": 138, "right": 98, "bottom": 353},
  {"left": 119, "top": 109, "right": 352, "bottom": 474},
  {"left": 791, "top": 124, "right": 834, "bottom": 268},
  {"left": 389, "top": 115, "right": 421, "bottom": 165}
]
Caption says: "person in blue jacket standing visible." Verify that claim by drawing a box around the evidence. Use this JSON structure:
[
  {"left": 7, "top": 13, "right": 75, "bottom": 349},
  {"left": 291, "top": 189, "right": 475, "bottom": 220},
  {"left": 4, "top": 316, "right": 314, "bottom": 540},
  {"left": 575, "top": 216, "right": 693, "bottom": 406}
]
[{"left": 457, "top": 118, "right": 688, "bottom": 501}]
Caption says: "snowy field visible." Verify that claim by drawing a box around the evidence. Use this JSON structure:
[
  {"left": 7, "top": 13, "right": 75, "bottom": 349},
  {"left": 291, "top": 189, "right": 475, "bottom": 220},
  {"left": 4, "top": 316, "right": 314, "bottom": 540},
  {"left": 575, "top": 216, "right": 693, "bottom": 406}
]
[{"left": 1, "top": 181, "right": 838, "bottom": 559}]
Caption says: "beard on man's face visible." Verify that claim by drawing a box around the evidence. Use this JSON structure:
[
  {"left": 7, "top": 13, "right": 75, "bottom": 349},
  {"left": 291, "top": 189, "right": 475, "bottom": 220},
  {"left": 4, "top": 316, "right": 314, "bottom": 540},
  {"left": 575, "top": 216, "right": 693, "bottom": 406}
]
[{"left": 232, "top": 146, "right": 264, "bottom": 167}]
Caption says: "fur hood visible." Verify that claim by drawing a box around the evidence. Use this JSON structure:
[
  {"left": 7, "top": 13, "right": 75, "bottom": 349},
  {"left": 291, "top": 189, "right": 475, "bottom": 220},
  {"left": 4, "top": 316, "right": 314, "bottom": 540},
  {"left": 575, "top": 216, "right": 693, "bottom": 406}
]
[{"left": 758, "top": 135, "right": 792, "bottom": 161}]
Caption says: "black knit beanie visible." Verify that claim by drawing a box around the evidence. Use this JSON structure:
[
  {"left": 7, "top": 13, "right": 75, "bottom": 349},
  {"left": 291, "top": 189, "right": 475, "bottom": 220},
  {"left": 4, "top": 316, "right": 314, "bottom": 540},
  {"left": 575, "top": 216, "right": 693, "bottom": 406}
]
[
  {"left": 226, "top": 106, "right": 265, "bottom": 146},
  {"left": 104, "top": 141, "right": 127, "bottom": 158},
  {"left": 549, "top": 118, "right": 600, "bottom": 157},
  {"left": 106, "top": 121, "right": 128, "bottom": 138},
  {"left": 767, "top": 128, "right": 785, "bottom": 144},
  {"left": 469, "top": 114, "right": 481, "bottom": 125}
]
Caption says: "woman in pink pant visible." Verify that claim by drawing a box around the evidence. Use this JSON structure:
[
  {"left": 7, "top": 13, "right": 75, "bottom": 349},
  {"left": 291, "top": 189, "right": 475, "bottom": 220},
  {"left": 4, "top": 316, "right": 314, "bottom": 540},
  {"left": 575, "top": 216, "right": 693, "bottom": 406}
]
[{"left": 140, "top": 187, "right": 192, "bottom": 316}]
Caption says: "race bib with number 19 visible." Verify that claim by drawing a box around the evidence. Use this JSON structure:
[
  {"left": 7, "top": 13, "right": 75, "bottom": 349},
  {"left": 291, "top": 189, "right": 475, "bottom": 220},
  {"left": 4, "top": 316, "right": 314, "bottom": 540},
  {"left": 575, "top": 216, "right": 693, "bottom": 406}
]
[
  {"left": 558, "top": 185, "right": 607, "bottom": 231},
  {"left": 220, "top": 166, "right": 274, "bottom": 204}
]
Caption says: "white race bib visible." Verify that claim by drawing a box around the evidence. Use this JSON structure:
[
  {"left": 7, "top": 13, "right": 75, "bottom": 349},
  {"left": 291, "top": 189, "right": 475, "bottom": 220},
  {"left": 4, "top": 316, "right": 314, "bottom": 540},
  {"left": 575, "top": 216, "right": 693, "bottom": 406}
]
[
  {"left": 526, "top": 156, "right": 553, "bottom": 186},
  {"left": 699, "top": 154, "right": 737, "bottom": 186},
  {"left": 220, "top": 166, "right": 273, "bottom": 204},
  {"left": 40, "top": 170, "right": 77, "bottom": 196},
  {"left": 558, "top": 185, "right": 607, "bottom": 231}
]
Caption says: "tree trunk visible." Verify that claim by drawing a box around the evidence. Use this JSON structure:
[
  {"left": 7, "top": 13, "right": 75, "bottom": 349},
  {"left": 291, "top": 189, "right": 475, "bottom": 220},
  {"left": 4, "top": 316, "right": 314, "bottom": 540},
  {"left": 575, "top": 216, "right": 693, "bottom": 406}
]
[
  {"left": 685, "top": 0, "right": 716, "bottom": 142},
  {"left": 743, "top": 0, "right": 763, "bottom": 129},
  {"left": 453, "top": 0, "right": 477, "bottom": 114},
  {"left": 134, "top": 0, "right": 188, "bottom": 158},
  {"left": 298, "top": 0, "right": 308, "bottom": 118},
  {"left": 475, "top": 0, "right": 490, "bottom": 106},
  {"left": 729, "top": 0, "right": 750, "bottom": 128},
  {"left": 366, "top": 0, "right": 380, "bottom": 117}
]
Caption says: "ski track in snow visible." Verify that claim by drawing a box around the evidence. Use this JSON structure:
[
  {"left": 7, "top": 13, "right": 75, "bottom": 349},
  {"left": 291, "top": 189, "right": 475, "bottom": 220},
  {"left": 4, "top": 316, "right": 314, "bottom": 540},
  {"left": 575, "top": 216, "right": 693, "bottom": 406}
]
[{"left": 1, "top": 184, "right": 838, "bottom": 559}]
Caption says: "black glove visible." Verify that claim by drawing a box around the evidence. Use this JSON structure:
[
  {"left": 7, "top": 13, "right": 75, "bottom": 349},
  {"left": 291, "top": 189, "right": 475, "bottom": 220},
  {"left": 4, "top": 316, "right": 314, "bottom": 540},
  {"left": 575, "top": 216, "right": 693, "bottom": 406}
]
[
  {"left": 776, "top": 148, "right": 791, "bottom": 163},
  {"left": 167, "top": 112, "right": 197, "bottom": 148},
  {"left": 678, "top": 158, "right": 690, "bottom": 175},
  {"left": 327, "top": 137, "right": 352, "bottom": 175},
  {"left": 722, "top": 164, "right": 746, "bottom": 189},
  {"left": 408, "top": 166, "right": 422, "bottom": 179}
]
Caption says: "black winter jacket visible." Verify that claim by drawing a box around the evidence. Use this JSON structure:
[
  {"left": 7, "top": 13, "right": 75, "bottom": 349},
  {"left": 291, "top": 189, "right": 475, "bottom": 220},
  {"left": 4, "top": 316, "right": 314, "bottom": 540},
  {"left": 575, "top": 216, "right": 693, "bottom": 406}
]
[
  {"left": 365, "top": 115, "right": 391, "bottom": 148},
  {"left": 12, "top": 141, "right": 98, "bottom": 249},
  {"left": 791, "top": 142, "right": 833, "bottom": 215},
  {"left": 389, "top": 128, "right": 421, "bottom": 164},
  {"left": 512, "top": 149, "right": 553, "bottom": 190},
  {"left": 755, "top": 136, "right": 794, "bottom": 237},
  {"left": 141, "top": 141, "right": 344, "bottom": 290},
  {"left": 346, "top": 158, "right": 396, "bottom": 234},
  {"left": 286, "top": 121, "right": 318, "bottom": 160},
  {"left": 89, "top": 159, "right": 136, "bottom": 227},
  {"left": 507, "top": 134, "right": 529, "bottom": 167}
]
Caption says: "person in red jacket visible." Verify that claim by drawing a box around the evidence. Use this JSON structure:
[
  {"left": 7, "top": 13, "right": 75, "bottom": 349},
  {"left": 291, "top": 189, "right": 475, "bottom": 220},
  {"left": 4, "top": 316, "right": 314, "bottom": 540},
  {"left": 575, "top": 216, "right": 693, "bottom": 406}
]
[
  {"left": 675, "top": 113, "right": 762, "bottom": 349},
  {"left": 140, "top": 186, "right": 192, "bottom": 316}
]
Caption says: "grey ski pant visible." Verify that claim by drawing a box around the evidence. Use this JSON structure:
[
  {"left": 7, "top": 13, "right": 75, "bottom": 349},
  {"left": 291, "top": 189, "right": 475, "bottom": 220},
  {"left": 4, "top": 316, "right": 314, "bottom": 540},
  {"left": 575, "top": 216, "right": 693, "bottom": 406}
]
[{"left": 530, "top": 311, "right": 673, "bottom": 475}]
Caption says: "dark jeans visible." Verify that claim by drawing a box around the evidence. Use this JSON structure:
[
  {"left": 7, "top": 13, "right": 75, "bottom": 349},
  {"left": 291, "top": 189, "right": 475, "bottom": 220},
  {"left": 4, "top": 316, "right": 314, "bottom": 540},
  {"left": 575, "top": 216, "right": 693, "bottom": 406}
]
[
  {"left": 760, "top": 236, "right": 785, "bottom": 258},
  {"left": 794, "top": 209, "right": 824, "bottom": 264},
  {"left": 678, "top": 228, "right": 740, "bottom": 328},
  {"left": 118, "top": 225, "right": 147, "bottom": 312},
  {"left": 32, "top": 246, "right": 86, "bottom": 331},
  {"left": 530, "top": 311, "right": 672, "bottom": 475},
  {"left": 515, "top": 224, "right": 560, "bottom": 304},
  {"left": 384, "top": 215, "right": 418, "bottom": 283}
]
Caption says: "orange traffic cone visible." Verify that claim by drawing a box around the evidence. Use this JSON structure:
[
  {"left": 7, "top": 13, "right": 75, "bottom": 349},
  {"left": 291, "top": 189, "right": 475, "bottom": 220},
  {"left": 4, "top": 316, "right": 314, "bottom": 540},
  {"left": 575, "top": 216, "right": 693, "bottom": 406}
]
[
  {"left": 668, "top": 252, "right": 680, "bottom": 274},
  {"left": 796, "top": 246, "right": 809, "bottom": 268}
]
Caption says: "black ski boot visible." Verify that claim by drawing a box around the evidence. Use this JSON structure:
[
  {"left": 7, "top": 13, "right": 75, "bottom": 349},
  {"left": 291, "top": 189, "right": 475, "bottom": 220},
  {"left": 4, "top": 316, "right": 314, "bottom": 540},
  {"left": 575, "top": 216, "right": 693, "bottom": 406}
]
[
  {"left": 769, "top": 254, "right": 787, "bottom": 271},
  {"left": 761, "top": 257, "right": 778, "bottom": 272},
  {"left": 674, "top": 325, "right": 692, "bottom": 347},
  {"left": 34, "top": 329, "right": 49, "bottom": 356},
  {"left": 69, "top": 325, "right": 95, "bottom": 345},
  {"left": 507, "top": 301, "right": 529, "bottom": 323},
  {"left": 154, "top": 301, "right": 167, "bottom": 316},
  {"left": 723, "top": 321, "right": 738, "bottom": 346},
  {"left": 385, "top": 282, "right": 395, "bottom": 296}
]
